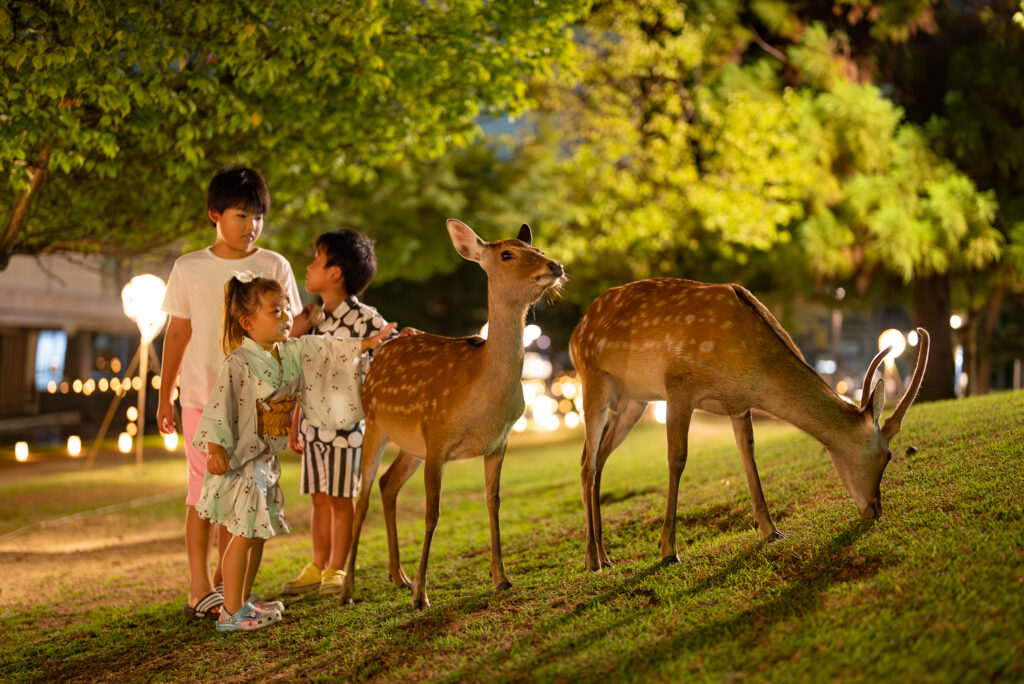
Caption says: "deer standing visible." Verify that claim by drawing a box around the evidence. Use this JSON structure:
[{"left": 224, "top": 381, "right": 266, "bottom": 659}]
[
  {"left": 569, "top": 278, "right": 929, "bottom": 571},
  {"left": 339, "top": 218, "right": 565, "bottom": 609}
]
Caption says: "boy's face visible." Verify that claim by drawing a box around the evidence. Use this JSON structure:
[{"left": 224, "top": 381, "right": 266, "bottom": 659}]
[
  {"left": 305, "top": 247, "right": 342, "bottom": 295},
  {"left": 209, "top": 205, "right": 263, "bottom": 256},
  {"left": 241, "top": 291, "right": 292, "bottom": 350}
]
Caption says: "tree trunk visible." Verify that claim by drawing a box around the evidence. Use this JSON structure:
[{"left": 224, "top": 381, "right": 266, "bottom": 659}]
[
  {"left": 974, "top": 284, "right": 1005, "bottom": 395},
  {"left": 913, "top": 273, "right": 956, "bottom": 401}
]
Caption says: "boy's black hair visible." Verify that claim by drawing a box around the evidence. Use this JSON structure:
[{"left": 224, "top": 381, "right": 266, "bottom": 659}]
[
  {"left": 316, "top": 229, "right": 378, "bottom": 296},
  {"left": 207, "top": 166, "right": 270, "bottom": 223}
]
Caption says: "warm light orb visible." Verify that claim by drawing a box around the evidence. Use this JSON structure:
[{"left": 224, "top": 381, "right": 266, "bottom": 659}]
[
  {"left": 72, "top": 379, "right": 83, "bottom": 393},
  {"left": 98, "top": 378, "right": 109, "bottom": 392},
  {"left": 132, "top": 376, "right": 143, "bottom": 391},
  {"left": 523, "top": 324, "right": 542, "bottom": 347},
  {"left": 163, "top": 431, "right": 179, "bottom": 451},
  {"left": 15, "top": 442, "right": 29, "bottom": 462},
  {"left": 47, "top": 380, "right": 57, "bottom": 394},
  {"left": 836, "top": 380, "right": 849, "bottom": 395},
  {"left": 67, "top": 435, "right": 82, "bottom": 457},
  {"left": 126, "top": 423, "right": 138, "bottom": 436},
  {"left": 110, "top": 358, "right": 122, "bottom": 373},
  {"left": 907, "top": 330, "right": 920, "bottom": 347},
  {"left": 564, "top": 411, "right": 581, "bottom": 429},
  {"left": 126, "top": 406, "right": 139, "bottom": 422},
  {"left": 654, "top": 401, "right": 667, "bottom": 424},
  {"left": 152, "top": 375, "right": 161, "bottom": 390},
  {"left": 878, "top": 329, "right": 907, "bottom": 364},
  {"left": 121, "top": 274, "right": 168, "bottom": 343},
  {"left": 512, "top": 416, "right": 528, "bottom": 432},
  {"left": 950, "top": 314, "right": 963, "bottom": 330},
  {"left": 117, "top": 432, "right": 133, "bottom": 453}
]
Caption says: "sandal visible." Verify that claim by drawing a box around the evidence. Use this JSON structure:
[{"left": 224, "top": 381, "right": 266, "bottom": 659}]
[
  {"left": 182, "top": 591, "right": 223, "bottom": 621},
  {"left": 216, "top": 602, "right": 282, "bottom": 633}
]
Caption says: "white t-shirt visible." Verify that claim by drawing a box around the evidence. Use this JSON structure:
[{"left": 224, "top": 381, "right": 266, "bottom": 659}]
[{"left": 161, "top": 247, "right": 303, "bottom": 410}]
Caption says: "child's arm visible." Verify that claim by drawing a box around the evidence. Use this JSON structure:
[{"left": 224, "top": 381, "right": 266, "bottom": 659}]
[
  {"left": 207, "top": 443, "right": 229, "bottom": 475},
  {"left": 288, "top": 406, "right": 303, "bottom": 455},
  {"left": 361, "top": 322, "right": 398, "bottom": 353},
  {"left": 157, "top": 315, "right": 191, "bottom": 434}
]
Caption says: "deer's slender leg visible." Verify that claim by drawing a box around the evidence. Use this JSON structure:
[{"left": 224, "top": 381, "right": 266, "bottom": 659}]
[
  {"left": 340, "top": 423, "right": 389, "bottom": 605},
  {"left": 378, "top": 449, "right": 422, "bottom": 590},
  {"left": 592, "top": 398, "right": 648, "bottom": 568},
  {"left": 731, "top": 412, "right": 785, "bottom": 540},
  {"left": 412, "top": 455, "right": 445, "bottom": 610},
  {"left": 660, "top": 396, "right": 692, "bottom": 564},
  {"left": 483, "top": 448, "right": 512, "bottom": 590},
  {"left": 579, "top": 374, "right": 612, "bottom": 571}
]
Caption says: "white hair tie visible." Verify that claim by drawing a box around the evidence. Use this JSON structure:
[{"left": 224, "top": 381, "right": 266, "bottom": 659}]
[{"left": 233, "top": 270, "right": 260, "bottom": 283}]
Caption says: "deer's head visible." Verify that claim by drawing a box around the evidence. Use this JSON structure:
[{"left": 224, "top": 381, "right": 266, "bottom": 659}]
[
  {"left": 447, "top": 218, "right": 565, "bottom": 307},
  {"left": 828, "top": 328, "right": 930, "bottom": 520}
]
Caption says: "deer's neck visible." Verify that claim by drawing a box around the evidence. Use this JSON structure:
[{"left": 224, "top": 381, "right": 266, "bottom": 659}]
[
  {"left": 764, "top": 368, "right": 865, "bottom": 453},
  {"left": 482, "top": 291, "right": 528, "bottom": 381}
]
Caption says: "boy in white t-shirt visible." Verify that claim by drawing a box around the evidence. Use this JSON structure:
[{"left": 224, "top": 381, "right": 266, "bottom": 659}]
[{"left": 156, "top": 167, "right": 303, "bottom": 621}]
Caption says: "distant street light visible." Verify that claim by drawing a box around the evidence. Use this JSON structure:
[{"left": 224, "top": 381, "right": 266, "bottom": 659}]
[
  {"left": 121, "top": 275, "right": 168, "bottom": 471},
  {"left": 878, "top": 329, "right": 907, "bottom": 399}
]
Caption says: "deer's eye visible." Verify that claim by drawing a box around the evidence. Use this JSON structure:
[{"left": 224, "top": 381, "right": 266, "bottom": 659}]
[{"left": 501, "top": 251, "right": 513, "bottom": 261}]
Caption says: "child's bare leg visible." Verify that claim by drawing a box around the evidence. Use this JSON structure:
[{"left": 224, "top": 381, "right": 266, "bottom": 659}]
[
  {"left": 310, "top": 492, "right": 331, "bottom": 569},
  {"left": 329, "top": 495, "right": 354, "bottom": 570},
  {"left": 220, "top": 534, "right": 255, "bottom": 616},
  {"left": 243, "top": 538, "right": 266, "bottom": 602},
  {"left": 213, "top": 524, "right": 228, "bottom": 586},
  {"left": 185, "top": 506, "right": 215, "bottom": 605}
]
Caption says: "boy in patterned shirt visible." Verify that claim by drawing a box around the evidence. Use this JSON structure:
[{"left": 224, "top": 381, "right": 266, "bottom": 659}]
[{"left": 283, "top": 229, "right": 395, "bottom": 595}]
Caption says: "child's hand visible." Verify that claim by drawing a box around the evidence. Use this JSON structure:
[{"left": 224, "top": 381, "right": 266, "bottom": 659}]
[
  {"left": 398, "top": 327, "right": 423, "bottom": 338},
  {"left": 156, "top": 398, "right": 176, "bottom": 434},
  {"left": 290, "top": 304, "right": 316, "bottom": 337},
  {"left": 361, "top": 322, "right": 398, "bottom": 353},
  {"left": 207, "top": 444, "right": 229, "bottom": 475}
]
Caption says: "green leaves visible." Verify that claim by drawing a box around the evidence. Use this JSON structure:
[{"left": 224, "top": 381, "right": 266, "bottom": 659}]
[{"left": 0, "top": 0, "right": 588, "bottom": 261}]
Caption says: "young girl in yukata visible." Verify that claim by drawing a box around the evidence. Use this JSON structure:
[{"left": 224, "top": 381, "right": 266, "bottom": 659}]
[{"left": 192, "top": 272, "right": 395, "bottom": 632}]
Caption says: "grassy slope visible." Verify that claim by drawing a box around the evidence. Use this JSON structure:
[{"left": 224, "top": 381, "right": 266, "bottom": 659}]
[{"left": 1, "top": 392, "right": 1022, "bottom": 682}]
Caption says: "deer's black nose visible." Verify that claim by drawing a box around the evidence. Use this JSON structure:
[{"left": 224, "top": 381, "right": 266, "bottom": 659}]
[{"left": 549, "top": 262, "right": 564, "bottom": 277}]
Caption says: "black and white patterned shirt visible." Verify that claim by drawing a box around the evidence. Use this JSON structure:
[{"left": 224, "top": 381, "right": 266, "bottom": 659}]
[{"left": 298, "top": 296, "right": 389, "bottom": 449}]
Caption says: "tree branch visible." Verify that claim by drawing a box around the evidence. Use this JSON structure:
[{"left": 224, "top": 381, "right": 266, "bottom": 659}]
[{"left": 2, "top": 146, "right": 52, "bottom": 256}]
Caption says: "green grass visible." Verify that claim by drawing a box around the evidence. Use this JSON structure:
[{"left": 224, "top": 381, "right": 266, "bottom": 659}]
[{"left": 1, "top": 393, "right": 1022, "bottom": 682}]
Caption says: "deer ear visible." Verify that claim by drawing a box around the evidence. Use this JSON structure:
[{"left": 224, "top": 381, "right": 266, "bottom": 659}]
[
  {"left": 517, "top": 223, "right": 533, "bottom": 245},
  {"left": 866, "top": 378, "right": 886, "bottom": 426},
  {"left": 447, "top": 218, "right": 485, "bottom": 262}
]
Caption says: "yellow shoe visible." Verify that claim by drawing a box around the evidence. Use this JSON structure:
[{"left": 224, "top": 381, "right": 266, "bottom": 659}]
[
  {"left": 281, "top": 562, "right": 322, "bottom": 594},
  {"left": 319, "top": 567, "right": 346, "bottom": 595}
]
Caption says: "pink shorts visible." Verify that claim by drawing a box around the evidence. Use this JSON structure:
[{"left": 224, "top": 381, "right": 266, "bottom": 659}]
[{"left": 182, "top": 407, "right": 207, "bottom": 507}]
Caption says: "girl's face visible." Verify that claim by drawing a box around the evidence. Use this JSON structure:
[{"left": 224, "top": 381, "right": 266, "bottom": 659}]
[{"left": 241, "top": 291, "right": 292, "bottom": 350}]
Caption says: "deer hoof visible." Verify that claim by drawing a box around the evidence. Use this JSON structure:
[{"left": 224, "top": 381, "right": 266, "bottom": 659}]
[
  {"left": 660, "top": 554, "right": 679, "bottom": 566},
  {"left": 769, "top": 530, "right": 788, "bottom": 540},
  {"left": 338, "top": 595, "right": 354, "bottom": 606},
  {"left": 601, "top": 558, "right": 615, "bottom": 569},
  {"left": 495, "top": 580, "right": 512, "bottom": 591},
  {"left": 412, "top": 598, "right": 430, "bottom": 610}
]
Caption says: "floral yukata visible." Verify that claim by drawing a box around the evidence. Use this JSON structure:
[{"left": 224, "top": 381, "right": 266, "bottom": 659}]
[{"left": 193, "top": 336, "right": 368, "bottom": 539}]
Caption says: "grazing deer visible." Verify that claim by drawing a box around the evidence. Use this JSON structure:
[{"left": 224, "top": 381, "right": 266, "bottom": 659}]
[
  {"left": 339, "top": 218, "right": 565, "bottom": 609},
  {"left": 569, "top": 278, "right": 929, "bottom": 571}
]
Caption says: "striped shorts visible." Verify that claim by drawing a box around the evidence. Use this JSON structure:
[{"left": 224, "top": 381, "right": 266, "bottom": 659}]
[{"left": 300, "top": 439, "right": 363, "bottom": 498}]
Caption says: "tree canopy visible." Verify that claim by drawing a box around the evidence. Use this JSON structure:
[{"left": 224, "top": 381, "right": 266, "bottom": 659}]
[{"left": 0, "top": 0, "right": 588, "bottom": 266}]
